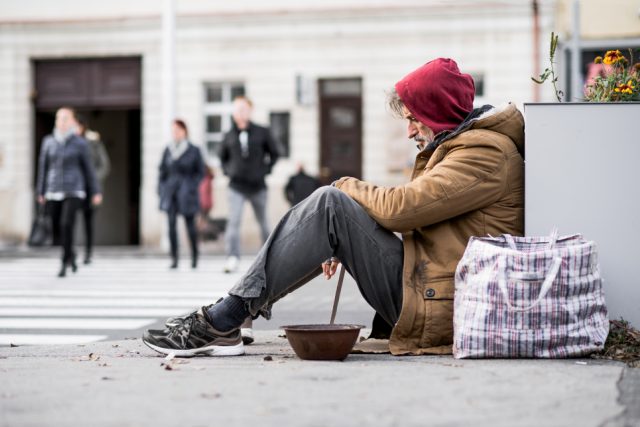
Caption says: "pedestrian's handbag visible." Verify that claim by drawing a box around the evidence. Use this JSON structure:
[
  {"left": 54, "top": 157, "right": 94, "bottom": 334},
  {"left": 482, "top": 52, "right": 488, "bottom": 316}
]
[
  {"left": 28, "top": 204, "right": 52, "bottom": 247},
  {"left": 453, "top": 231, "right": 609, "bottom": 359}
]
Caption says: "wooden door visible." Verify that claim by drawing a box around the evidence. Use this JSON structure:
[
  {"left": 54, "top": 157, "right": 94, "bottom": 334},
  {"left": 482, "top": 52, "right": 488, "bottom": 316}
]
[
  {"left": 319, "top": 78, "right": 362, "bottom": 184},
  {"left": 33, "top": 57, "right": 141, "bottom": 245}
]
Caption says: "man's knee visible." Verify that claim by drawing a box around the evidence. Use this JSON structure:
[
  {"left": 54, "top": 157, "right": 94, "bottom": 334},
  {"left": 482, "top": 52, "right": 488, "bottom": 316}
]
[{"left": 311, "top": 185, "right": 350, "bottom": 203}]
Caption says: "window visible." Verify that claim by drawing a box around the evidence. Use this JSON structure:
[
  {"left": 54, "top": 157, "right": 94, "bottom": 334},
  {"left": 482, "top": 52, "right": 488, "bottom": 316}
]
[
  {"left": 269, "top": 112, "right": 290, "bottom": 158},
  {"left": 203, "top": 82, "right": 245, "bottom": 157},
  {"left": 471, "top": 73, "right": 485, "bottom": 98}
]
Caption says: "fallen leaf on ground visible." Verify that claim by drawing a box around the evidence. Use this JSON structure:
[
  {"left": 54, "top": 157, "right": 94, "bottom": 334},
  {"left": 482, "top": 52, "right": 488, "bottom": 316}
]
[{"left": 75, "top": 353, "right": 102, "bottom": 362}]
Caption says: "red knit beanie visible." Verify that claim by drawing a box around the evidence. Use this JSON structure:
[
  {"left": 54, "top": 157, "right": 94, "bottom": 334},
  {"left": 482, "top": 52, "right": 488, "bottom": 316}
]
[{"left": 394, "top": 58, "right": 475, "bottom": 136}]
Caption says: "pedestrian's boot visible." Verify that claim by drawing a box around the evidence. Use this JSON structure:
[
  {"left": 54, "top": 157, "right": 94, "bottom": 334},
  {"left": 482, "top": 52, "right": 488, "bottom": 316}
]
[
  {"left": 191, "top": 250, "right": 198, "bottom": 269},
  {"left": 69, "top": 254, "right": 78, "bottom": 273},
  {"left": 57, "top": 262, "right": 66, "bottom": 278},
  {"left": 83, "top": 249, "right": 92, "bottom": 265},
  {"left": 58, "top": 254, "right": 77, "bottom": 277},
  {"left": 169, "top": 249, "right": 178, "bottom": 269}
]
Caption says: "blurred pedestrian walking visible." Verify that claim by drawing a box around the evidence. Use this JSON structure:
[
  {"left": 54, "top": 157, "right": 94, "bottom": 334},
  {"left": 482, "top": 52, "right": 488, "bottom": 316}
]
[
  {"left": 218, "top": 96, "right": 280, "bottom": 274},
  {"left": 36, "top": 107, "right": 102, "bottom": 277},
  {"left": 158, "top": 119, "right": 205, "bottom": 269},
  {"left": 75, "top": 114, "right": 110, "bottom": 265},
  {"left": 284, "top": 162, "right": 321, "bottom": 207}
]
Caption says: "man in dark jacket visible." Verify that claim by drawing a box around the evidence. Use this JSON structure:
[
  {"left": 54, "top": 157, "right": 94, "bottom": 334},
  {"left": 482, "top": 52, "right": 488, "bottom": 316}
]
[
  {"left": 218, "top": 96, "right": 280, "bottom": 274},
  {"left": 284, "top": 163, "right": 321, "bottom": 207}
]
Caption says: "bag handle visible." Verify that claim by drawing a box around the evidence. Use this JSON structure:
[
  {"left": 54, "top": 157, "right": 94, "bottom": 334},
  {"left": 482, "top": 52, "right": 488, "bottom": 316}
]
[
  {"left": 501, "top": 228, "right": 559, "bottom": 251},
  {"left": 548, "top": 227, "right": 559, "bottom": 250},
  {"left": 497, "top": 255, "right": 562, "bottom": 312}
]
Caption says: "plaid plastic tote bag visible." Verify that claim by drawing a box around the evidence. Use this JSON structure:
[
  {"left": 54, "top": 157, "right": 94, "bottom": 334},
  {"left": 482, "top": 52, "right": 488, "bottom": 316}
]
[{"left": 453, "top": 232, "right": 609, "bottom": 359}]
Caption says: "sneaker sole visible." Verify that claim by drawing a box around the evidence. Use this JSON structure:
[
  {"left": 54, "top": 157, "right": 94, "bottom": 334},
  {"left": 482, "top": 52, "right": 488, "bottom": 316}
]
[
  {"left": 241, "top": 328, "right": 254, "bottom": 345},
  {"left": 143, "top": 339, "right": 245, "bottom": 357}
]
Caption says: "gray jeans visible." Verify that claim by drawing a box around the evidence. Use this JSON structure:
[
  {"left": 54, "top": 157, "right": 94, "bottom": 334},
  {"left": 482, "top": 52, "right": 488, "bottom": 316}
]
[
  {"left": 225, "top": 187, "right": 270, "bottom": 258},
  {"left": 229, "top": 186, "right": 403, "bottom": 326}
]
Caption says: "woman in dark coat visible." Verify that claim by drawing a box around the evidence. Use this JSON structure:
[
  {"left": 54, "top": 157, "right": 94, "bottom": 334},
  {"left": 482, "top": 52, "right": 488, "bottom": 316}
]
[
  {"left": 158, "top": 119, "right": 205, "bottom": 269},
  {"left": 37, "top": 107, "right": 102, "bottom": 277}
]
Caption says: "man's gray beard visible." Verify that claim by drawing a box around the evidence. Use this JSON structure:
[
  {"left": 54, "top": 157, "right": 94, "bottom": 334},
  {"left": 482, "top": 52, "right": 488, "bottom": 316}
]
[{"left": 414, "top": 134, "right": 429, "bottom": 149}]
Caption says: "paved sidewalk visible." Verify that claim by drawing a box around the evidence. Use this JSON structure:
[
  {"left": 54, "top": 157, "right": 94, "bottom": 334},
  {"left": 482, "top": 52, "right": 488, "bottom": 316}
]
[{"left": 1, "top": 331, "right": 638, "bottom": 427}]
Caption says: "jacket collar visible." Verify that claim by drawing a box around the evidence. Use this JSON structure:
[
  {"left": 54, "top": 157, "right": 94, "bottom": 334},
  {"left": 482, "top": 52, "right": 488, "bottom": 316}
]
[
  {"left": 426, "top": 104, "right": 494, "bottom": 151},
  {"left": 232, "top": 121, "right": 254, "bottom": 134}
]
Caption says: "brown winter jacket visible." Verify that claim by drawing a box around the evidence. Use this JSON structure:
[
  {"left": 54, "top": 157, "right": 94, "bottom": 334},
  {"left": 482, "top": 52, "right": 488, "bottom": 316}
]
[{"left": 334, "top": 103, "right": 524, "bottom": 355}]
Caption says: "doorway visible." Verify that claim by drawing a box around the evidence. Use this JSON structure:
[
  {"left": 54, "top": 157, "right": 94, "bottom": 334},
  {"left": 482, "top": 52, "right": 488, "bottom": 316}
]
[
  {"left": 318, "top": 78, "right": 363, "bottom": 184},
  {"left": 33, "top": 57, "right": 141, "bottom": 245}
]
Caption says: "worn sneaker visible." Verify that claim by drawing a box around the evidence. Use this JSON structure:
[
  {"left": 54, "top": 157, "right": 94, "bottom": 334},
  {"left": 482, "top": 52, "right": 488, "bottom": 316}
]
[
  {"left": 223, "top": 256, "right": 239, "bottom": 273},
  {"left": 143, "top": 309, "right": 244, "bottom": 357},
  {"left": 240, "top": 317, "right": 254, "bottom": 345},
  {"left": 165, "top": 299, "right": 221, "bottom": 329}
]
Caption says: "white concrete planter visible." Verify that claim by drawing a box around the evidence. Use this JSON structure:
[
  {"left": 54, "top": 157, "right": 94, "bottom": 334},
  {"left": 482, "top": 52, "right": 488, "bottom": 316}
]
[{"left": 524, "top": 102, "right": 640, "bottom": 327}]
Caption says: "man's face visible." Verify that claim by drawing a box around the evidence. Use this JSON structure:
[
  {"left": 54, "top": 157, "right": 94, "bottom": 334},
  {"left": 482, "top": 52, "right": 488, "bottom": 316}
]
[
  {"left": 55, "top": 108, "right": 75, "bottom": 134},
  {"left": 402, "top": 105, "right": 434, "bottom": 149},
  {"left": 232, "top": 99, "right": 252, "bottom": 129}
]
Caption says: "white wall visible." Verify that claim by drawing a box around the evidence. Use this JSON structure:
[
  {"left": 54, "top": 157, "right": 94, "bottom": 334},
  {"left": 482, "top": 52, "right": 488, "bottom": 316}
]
[
  {"left": 0, "top": 0, "right": 556, "bottom": 248},
  {"left": 525, "top": 103, "right": 640, "bottom": 328}
]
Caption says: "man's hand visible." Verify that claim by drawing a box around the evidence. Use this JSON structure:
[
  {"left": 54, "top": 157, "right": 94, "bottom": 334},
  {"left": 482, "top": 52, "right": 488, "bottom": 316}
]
[
  {"left": 37, "top": 195, "right": 45, "bottom": 205},
  {"left": 322, "top": 257, "right": 340, "bottom": 280},
  {"left": 92, "top": 193, "right": 103, "bottom": 206}
]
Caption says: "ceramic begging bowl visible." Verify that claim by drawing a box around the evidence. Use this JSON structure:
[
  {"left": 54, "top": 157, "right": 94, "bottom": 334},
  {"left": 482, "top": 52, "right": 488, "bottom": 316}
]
[{"left": 281, "top": 324, "right": 365, "bottom": 361}]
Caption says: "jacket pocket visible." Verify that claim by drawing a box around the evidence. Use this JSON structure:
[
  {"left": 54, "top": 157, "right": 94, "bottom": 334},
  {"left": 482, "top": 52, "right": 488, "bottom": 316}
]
[{"left": 420, "top": 277, "right": 454, "bottom": 348}]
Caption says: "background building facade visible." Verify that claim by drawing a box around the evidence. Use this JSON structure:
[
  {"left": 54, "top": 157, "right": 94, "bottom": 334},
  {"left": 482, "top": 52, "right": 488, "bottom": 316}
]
[{"left": 5, "top": 0, "right": 630, "bottom": 250}]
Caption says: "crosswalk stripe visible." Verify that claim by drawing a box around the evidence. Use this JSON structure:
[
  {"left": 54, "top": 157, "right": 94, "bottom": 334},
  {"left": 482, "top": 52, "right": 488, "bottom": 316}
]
[
  {"left": 0, "top": 318, "right": 156, "bottom": 330},
  {"left": 0, "top": 296, "right": 222, "bottom": 307},
  {"left": 0, "top": 334, "right": 108, "bottom": 345},
  {"left": 0, "top": 290, "right": 223, "bottom": 298},
  {"left": 0, "top": 307, "right": 194, "bottom": 317},
  {"left": 0, "top": 257, "right": 237, "bottom": 345}
]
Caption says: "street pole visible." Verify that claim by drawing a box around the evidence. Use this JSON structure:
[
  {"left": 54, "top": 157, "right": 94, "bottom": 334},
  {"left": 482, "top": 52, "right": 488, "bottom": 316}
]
[
  {"left": 161, "top": 0, "right": 175, "bottom": 252},
  {"left": 162, "top": 0, "right": 176, "bottom": 142},
  {"left": 570, "top": 0, "right": 581, "bottom": 101}
]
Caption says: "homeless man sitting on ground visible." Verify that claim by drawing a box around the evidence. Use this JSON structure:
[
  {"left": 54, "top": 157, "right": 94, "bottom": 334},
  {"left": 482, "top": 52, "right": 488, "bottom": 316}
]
[{"left": 143, "top": 58, "right": 525, "bottom": 357}]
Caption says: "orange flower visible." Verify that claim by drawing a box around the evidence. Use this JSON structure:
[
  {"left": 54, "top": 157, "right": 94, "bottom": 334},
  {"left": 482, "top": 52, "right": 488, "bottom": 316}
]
[
  {"left": 594, "top": 56, "right": 603, "bottom": 64},
  {"left": 603, "top": 50, "right": 624, "bottom": 65},
  {"left": 614, "top": 81, "right": 635, "bottom": 95}
]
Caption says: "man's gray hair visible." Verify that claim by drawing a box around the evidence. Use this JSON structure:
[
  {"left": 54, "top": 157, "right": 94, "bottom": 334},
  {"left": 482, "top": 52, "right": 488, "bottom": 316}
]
[{"left": 386, "top": 88, "right": 405, "bottom": 118}]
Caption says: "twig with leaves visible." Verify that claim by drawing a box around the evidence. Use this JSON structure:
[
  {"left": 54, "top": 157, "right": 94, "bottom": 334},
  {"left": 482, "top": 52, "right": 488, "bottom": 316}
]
[{"left": 532, "top": 32, "right": 564, "bottom": 102}]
